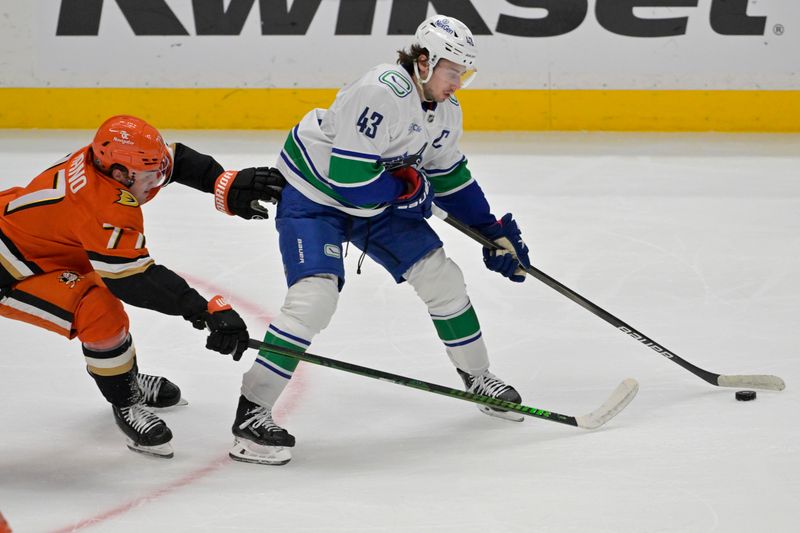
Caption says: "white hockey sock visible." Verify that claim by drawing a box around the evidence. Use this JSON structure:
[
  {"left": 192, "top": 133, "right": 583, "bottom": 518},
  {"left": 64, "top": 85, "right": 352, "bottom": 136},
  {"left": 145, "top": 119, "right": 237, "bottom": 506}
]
[
  {"left": 404, "top": 248, "right": 490, "bottom": 375},
  {"left": 242, "top": 274, "right": 339, "bottom": 407}
]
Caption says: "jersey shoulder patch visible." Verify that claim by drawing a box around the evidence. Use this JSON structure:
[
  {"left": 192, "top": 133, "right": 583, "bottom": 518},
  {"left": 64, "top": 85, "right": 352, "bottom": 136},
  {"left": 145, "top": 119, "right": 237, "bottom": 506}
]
[
  {"left": 91, "top": 179, "right": 144, "bottom": 231},
  {"left": 116, "top": 190, "right": 139, "bottom": 207},
  {"left": 377, "top": 70, "right": 413, "bottom": 98}
]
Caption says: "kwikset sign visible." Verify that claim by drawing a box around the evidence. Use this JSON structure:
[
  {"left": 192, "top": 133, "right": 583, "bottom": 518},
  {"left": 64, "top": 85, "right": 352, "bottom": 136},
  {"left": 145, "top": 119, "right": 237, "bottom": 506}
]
[
  {"left": 1, "top": 0, "right": 797, "bottom": 128},
  {"left": 3, "top": 0, "right": 792, "bottom": 91},
  {"left": 56, "top": 0, "right": 769, "bottom": 38}
]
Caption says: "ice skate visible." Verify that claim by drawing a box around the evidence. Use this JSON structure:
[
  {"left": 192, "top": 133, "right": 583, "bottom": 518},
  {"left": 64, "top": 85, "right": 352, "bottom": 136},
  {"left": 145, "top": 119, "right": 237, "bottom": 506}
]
[
  {"left": 457, "top": 369, "right": 524, "bottom": 422},
  {"left": 229, "top": 395, "right": 294, "bottom": 466},
  {"left": 113, "top": 402, "right": 174, "bottom": 458},
  {"left": 136, "top": 373, "right": 187, "bottom": 408}
]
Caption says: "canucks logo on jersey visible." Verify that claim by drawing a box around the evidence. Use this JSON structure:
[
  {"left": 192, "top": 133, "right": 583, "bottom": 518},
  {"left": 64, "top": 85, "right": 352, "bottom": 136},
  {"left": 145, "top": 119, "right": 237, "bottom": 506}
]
[
  {"left": 378, "top": 71, "right": 413, "bottom": 98},
  {"left": 378, "top": 143, "right": 428, "bottom": 171}
]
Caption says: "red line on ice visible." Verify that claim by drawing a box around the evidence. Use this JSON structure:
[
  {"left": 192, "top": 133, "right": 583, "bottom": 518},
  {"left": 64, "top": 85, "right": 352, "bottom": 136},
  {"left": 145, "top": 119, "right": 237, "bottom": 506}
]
[{"left": 50, "top": 457, "right": 230, "bottom": 533}]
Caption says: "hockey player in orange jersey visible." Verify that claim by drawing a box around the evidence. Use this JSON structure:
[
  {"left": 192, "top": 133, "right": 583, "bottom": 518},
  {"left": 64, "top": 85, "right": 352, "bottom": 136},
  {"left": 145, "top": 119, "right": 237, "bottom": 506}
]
[{"left": 0, "top": 115, "right": 285, "bottom": 458}]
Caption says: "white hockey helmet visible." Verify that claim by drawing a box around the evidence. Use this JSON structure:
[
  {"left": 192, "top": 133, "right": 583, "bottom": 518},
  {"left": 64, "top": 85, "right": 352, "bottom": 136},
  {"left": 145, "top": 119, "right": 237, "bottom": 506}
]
[{"left": 413, "top": 15, "right": 478, "bottom": 88}]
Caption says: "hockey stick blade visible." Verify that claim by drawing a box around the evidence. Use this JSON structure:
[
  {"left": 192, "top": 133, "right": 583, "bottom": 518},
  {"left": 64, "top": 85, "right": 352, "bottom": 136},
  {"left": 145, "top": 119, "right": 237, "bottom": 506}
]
[
  {"left": 432, "top": 206, "right": 787, "bottom": 392},
  {"left": 575, "top": 378, "right": 639, "bottom": 429},
  {"left": 717, "top": 374, "right": 785, "bottom": 391},
  {"left": 247, "top": 339, "right": 638, "bottom": 430}
]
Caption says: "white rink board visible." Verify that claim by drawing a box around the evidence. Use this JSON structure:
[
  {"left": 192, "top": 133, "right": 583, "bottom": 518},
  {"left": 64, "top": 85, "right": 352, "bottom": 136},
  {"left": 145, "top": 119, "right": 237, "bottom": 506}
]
[{"left": 0, "top": 0, "right": 797, "bottom": 89}]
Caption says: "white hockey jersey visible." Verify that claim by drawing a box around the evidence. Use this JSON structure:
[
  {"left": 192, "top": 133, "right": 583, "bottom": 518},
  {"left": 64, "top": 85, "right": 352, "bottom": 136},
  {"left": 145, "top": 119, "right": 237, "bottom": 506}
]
[{"left": 276, "top": 63, "right": 475, "bottom": 217}]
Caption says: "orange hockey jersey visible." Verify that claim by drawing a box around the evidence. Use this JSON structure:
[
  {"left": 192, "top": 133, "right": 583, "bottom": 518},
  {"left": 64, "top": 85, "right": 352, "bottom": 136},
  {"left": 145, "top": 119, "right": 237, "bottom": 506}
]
[{"left": 0, "top": 146, "right": 154, "bottom": 286}]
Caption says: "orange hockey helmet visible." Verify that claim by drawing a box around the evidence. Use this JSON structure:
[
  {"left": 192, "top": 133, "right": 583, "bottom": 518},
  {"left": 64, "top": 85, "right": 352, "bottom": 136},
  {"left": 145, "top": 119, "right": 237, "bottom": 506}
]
[{"left": 91, "top": 115, "right": 172, "bottom": 196}]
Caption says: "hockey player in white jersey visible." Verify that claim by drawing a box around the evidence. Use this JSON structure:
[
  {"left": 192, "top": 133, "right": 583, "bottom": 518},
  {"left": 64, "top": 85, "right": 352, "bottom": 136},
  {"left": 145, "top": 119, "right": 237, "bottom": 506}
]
[{"left": 229, "top": 15, "right": 532, "bottom": 465}]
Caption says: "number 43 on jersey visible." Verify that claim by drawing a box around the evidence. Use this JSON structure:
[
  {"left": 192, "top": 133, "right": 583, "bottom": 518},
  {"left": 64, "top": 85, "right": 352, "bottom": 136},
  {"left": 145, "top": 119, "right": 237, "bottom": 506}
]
[{"left": 357, "top": 107, "right": 384, "bottom": 139}]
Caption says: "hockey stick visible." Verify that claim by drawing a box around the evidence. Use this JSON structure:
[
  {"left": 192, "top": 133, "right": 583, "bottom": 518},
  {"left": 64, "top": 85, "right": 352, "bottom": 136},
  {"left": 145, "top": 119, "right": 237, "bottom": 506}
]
[
  {"left": 432, "top": 205, "right": 785, "bottom": 391},
  {"left": 247, "top": 339, "right": 638, "bottom": 430}
]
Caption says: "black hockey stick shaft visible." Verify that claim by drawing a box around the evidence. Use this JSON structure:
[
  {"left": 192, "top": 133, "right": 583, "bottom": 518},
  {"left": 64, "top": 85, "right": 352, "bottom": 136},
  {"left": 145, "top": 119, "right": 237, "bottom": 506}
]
[
  {"left": 247, "top": 339, "right": 581, "bottom": 427},
  {"left": 431, "top": 206, "right": 784, "bottom": 390}
]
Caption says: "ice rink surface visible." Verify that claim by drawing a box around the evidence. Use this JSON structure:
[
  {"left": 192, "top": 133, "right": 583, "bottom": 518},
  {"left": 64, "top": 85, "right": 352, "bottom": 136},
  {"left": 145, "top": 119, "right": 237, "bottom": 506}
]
[{"left": 0, "top": 130, "right": 797, "bottom": 532}]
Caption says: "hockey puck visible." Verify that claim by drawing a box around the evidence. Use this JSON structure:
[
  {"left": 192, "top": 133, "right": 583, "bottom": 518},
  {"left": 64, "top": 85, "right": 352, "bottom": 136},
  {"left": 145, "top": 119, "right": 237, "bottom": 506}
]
[{"left": 735, "top": 390, "right": 757, "bottom": 401}]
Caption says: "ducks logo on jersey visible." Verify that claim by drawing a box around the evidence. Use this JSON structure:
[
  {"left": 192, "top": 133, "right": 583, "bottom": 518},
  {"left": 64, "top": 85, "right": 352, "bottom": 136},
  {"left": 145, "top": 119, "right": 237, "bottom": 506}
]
[{"left": 116, "top": 190, "right": 140, "bottom": 207}]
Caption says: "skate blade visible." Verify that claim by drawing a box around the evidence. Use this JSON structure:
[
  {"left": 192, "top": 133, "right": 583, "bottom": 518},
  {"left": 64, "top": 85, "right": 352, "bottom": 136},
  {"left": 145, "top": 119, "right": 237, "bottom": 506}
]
[
  {"left": 152, "top": 397, "right": 189, "bottom": 409},
  {"left": 477, "top": 405, "right": 524, "bottom": 422},
  {"left": 126, "top": 439, "right": 174, "bottom": 459},
  {"left": 229, "top": 437, "right": 291, "bottom": 466}
]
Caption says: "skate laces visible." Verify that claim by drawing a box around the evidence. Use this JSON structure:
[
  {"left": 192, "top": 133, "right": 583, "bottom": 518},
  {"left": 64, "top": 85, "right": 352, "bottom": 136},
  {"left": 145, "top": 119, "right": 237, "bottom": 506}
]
[
  {"left": 241, "top": 405, "right": 282, "bottom": 433},
  {"left": 136, "top": 373, "right": 163, "bottom": 404},
  {"left": 471, "top": 371, "right": 513, "bottom": 398},
  {"left": 118, "top": 403, "right": 163, "bottom": 434}
]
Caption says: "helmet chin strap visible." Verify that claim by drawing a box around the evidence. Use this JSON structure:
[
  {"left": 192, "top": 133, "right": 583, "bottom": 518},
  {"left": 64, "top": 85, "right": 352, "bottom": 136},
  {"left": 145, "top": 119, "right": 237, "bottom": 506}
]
[{"left": 413, "top": 60, "right": 434, "bottom": 102}]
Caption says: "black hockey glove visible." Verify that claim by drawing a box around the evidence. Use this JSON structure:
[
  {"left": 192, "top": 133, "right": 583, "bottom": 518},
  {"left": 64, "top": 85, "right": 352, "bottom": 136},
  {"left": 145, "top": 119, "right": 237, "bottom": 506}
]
[
  {"left": 477, "top": 213, "right": 531, "bottom": 283},
  {"left": 214, "top": 167, "right": 286, "bottom": 220},
  {"left": 190, "top": 295, "right": 249, "bottom": 361}
]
